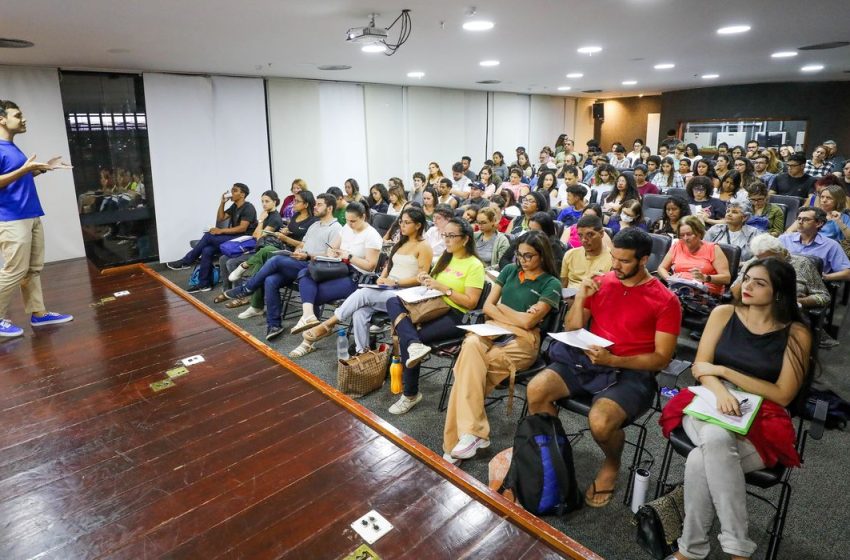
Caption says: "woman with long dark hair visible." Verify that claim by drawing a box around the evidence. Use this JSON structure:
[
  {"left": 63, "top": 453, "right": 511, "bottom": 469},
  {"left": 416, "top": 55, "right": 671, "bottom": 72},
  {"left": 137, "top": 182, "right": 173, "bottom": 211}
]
[
  {"left": 384, "top": 217, "right": 486, "bottom": 414},
  {"left": 368, "top": 183, "right": 390, "bottom": 214},
  {"left": 661, "top": 258, "right": 811, "bottom": 560},
  {"left": 293, "top": 207, "right": 433, "bottom": 357},
  {"left": 442, "top": 231, "right": 562, "bottom": 464},
  {"left": 651, "top": 196, "right": 691, "bottom": 237}
]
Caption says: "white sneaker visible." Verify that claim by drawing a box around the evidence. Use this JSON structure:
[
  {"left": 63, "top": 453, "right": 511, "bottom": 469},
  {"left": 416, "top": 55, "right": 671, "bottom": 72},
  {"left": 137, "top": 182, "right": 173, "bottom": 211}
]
[
  {"left": 388, "top": 393, "right": 423, "bottom": 415},
  {"left": 228, "top": 264, "right": 248, "bottom": 283},
  {"left": 369, "top": 324, "right": 387, "bottom": 334},
  {"left": 238, "top": 306, "right": 264, "bottom": 319},
  {"left": 405, "top": 343, "right": 431, "bottom": 368},
  {"left": 450, "top": 433, "right": 490, "bottom": 459},
  {"left": 442, "top": 452, "right": 461, "bottom": 466}
]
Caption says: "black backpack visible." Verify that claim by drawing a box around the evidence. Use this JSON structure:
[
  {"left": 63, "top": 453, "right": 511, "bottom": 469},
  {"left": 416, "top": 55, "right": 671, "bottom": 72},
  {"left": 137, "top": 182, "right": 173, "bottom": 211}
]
[{"left": 500, "top": 413, "right": 582, "bottom": 516}]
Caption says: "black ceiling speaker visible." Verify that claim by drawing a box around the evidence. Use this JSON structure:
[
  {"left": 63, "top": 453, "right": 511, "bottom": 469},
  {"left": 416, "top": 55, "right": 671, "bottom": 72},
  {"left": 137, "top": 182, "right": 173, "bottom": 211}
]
[{"left": 592, "top": 102, "right": 605, "bottom": 121}]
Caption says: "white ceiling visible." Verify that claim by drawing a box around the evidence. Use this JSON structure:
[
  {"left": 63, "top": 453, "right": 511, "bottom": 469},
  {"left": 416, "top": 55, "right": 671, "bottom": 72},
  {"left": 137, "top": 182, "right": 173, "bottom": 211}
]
[{"left": 3, "top": 0, "right": 849, "bottom": 98}]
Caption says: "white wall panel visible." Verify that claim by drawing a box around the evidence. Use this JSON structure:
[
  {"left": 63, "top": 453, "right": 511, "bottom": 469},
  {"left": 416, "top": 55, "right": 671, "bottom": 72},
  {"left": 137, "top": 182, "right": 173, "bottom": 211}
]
[
  {"left": 463, "top": 91, "right": 489, "bottom": 169},
  {"left": 364, "top": 84, "right": 404, "bottom": 186},
  {"left": 266, "top": 78, "right": 322, "bottom": 191},
  {"left": 530, "top": 95, "right": 567, "bottom": 153},
  {"left": 318, "top": 82, "right": 368, "bottom": 190},
  {"left": 145, "top": 73, "right": 269, "bottom": 262},
  {"left": 492, "top": 93, "right": 530, "bottom": 159},
  {"left": 406, "top": 87, "right": 463, "bottom": 177},
  {"left": 0, "top": 66, "right": 85, "bottom": 263}
]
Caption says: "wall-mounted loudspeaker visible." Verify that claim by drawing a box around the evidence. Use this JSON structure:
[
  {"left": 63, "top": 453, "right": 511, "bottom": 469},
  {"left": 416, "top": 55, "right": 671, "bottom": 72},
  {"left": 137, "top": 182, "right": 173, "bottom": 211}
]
[{"left": 592, "top": 102, "right": 605, "bottom": 120}]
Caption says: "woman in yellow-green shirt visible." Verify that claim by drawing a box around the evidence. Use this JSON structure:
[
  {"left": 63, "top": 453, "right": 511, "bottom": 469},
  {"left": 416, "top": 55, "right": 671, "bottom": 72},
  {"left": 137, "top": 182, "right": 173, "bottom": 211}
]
[{"left": 385, "top": 217, "right": 485, "bottom": 415}]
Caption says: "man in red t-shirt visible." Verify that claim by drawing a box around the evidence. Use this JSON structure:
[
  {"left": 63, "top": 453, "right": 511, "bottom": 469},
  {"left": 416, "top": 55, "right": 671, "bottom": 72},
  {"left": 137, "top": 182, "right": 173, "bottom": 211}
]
[{"left": 527, "top": 228, "right": 681, "bottom": 507}]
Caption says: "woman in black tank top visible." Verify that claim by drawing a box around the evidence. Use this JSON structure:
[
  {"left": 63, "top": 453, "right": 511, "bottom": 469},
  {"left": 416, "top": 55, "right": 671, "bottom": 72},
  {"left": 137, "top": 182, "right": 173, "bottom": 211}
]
[{"left": 670, "top": 258, "right": 811, "bottom": 560}]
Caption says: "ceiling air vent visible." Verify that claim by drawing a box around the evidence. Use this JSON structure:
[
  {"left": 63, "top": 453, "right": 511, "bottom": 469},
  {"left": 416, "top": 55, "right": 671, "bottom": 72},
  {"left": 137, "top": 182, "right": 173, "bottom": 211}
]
[
  {"left": 582, "top": 89, "right": 602, "bottom": 93},
  {"left": 317, "top": 65, "right": 352, "bottom": 71},
  {"left": 798, "top": 41, "right": 850, "bottom": 50},
  {"left": 477, "top": 80, "right": 501, "bottom": 84},
  {"left": 0, "top": 38, "right": 34, "bottom": 48}
]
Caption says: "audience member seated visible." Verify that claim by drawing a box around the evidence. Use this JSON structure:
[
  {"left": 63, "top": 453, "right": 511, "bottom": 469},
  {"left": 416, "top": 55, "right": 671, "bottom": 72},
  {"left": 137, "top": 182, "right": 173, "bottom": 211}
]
[
  {"left": 788, "top": 185, "right": 850, "bottom": 245},
  {"left": 436, "top": 177, "right": 458, "bottom": 209},
  {"left": 442, "top": 232, "right": 561, "bottom": 464},
  {"left": 426, "top": 161, "right": 445, "bottom": 188},
  {"left": 386, "top": 182, "right": 407, "bottom": 216},
  {"left": 421, "top": 186, "right": 438, "bottom": 221},
  {"left": 657, "top": 215, "right": 731, "bottom": 296},
  {"left": 654, "top": 156, "right": 685, "bottom": 192},
  {"left": 804, "top": 144, "right": 834, "bottom": 178},
  {"left": 835, "top": 160, "right": 850, "bottom": 193},
  {"left": 491, "top": 151, "right": 509, "bottom": 181},
  {"left": 410, "top": 172, "right": 427, "bottom": 205},
  {"left": 687, "top": 176, "right": 726, "bottom": 226},
  {"left": 678, "top": 158, "right": 693, "bottom": 182},
  {"left": 772, "top": 154, "right": 816, "bottom": 198},
  {"left": 501, "top": 211, "right": 566, "bottom": 269},
  {"left": 461, "top": 156, "right": 477, "bottom": 182},
  {"left": 713, "top": 154, "right": 732, "bottom": 184},
  {"left": 385, "top": 218, "right": 485, "bottom": 414},
  {"left": 779, "top": 207, "right": 850, "bottom": 281},
  {"left": 537, "top": 170, "right": 565, "bottom": 209},
  {"left": 167, "top": 182, "right": 257, "bottom": 292},
  {"left": 804, "top": 174, "right": 839, "bottom": 208},
  {"left": 465, "top": 182, "right": 490, "bottom": 209},
  {"left": 560, "top": 214, "right": 613, "bottom": 288},
  {"left": 590, "top": 163, "right": 618, "bottom": 198},
  {"left": 602, "top": 173, "right": 640, "bottom": 216},
  {"left": 562, "top": 204, "right": 612, "bottom": 249},
  {"left": 497, "top": 167, "right": 528, "bottom": 201},
  {"left": 344, "top": 177, "right": 369, "bottom": 206},
  {"left": 746, "top": 182, "right": 784, "bottom": 236},
  {"left": 462, "top": 205, "right": 478, "bottom": 224},
  {"left": 704, "top": 200, "right": 759, "bottom": 261},
  {"left": 651, "top": 196, "right": 690, "bottom": 237},
  {"left": 326, "top": 186, "right": 347, "bottom": 225},
  {"left": 527, "top": 229, "right": 681, "bottom": 507},
  {"left": 474, "top": 207, "right": 510, "bottom": 270},
  {"left": 383, "top": 201, "right": 421, "bottom": 245},
  {"left": 490, "top": 194, "right": 512, "bottom": 233},
  {"left": 607, "top": 199, "right": 646, "bottom": 235},
  {"left": 753, "top": 152, "right": 777, "bottom": 191},
  {"left": 633, "top": 164, "right": 659, "bottom": 196},
  {"left": 293, "top": 207, "right": 432, "bottom": 357},
  {"left": 508, "top": 191, "right": 548, "bottom": 235},
  {"left": 288, "top": 202, "right": 381, "bottom": 337},
  {"left": 692, "top": 158, "right": 720, "bottom": 192},
  {"left": 423, "top": 204, "right": 454, "bottom": 261},
  {"left": 281, "top": 179, "right": 307, "bottom": 222},
  {"left": 477, "top": 165, "right": 499, "bottom": 198},
  {"left": 714, "top": 170, "right": 747, "bottom": 206},
  {"left": 556, "top": 183, "right": 589, "bottom": 227},
  {"left": 368, "top": 183, "right": 390, "bottom": 214},
  {"left": 661, "top": 258, "right": 811, "bottom": 560},
  {"left": 450, "top": 161, "right": 472, "bottom": 199},
  {"left": 733, "top": 157, "right": 759, "bottom": 193},
  {"left": 732, "top": 233, "right": 830, "bottom": 311},
  {"left": 221, "top": 194, "right": 342, "bottom": 338}
]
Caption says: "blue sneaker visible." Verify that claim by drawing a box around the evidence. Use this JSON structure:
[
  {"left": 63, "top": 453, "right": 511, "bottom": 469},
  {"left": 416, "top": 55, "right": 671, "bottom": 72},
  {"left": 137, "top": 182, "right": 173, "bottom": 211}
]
[
  {"left": 30, "top": 312, "right": 74, "bottom": 327},
  {"left": 224, "top": 285, "right": 252, "bottom": 300},
  {"left": 0, "top": 319, "right": 24, "bottom": 338}
]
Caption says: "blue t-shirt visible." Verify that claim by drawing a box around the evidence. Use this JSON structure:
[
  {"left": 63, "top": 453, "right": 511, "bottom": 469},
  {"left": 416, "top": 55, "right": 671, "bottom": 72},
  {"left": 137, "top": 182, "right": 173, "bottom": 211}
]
[{"left": 0, "top": 139, "right": 44, "bottom": 221}]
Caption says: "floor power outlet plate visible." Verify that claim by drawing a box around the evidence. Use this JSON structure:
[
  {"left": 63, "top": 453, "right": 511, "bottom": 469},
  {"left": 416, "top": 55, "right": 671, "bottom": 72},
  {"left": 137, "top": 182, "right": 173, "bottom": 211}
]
[
  {"left": 350, "top": 510, "right": 393, "bottom": 545},
  {"left": 181, "top": 355, "right": 205, "bottom": 366}
]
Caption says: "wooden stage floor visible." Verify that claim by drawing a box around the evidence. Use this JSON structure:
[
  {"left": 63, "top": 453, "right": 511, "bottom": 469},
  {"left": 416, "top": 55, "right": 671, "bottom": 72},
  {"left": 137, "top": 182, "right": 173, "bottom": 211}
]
[{"left": 0, "top": 259, "right": 600, "bottom": 560}]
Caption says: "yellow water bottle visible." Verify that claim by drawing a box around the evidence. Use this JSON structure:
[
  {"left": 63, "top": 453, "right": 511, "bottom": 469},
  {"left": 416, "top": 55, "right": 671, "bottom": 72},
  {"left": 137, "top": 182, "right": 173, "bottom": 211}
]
[{"left": 390, "top": 356, "right": 402, "bottom": 394}]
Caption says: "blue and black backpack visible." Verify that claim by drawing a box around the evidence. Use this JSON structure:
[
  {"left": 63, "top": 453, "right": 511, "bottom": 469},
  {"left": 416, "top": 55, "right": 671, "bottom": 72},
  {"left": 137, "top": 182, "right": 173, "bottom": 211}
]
[{"left": 500, "top": 412, "right": 582, "bottom": 516}]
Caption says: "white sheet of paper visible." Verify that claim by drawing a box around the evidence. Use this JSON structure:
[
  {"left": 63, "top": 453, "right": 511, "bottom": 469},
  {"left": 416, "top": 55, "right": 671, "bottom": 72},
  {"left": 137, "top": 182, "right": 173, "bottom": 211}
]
[
  {"left": 358, "top": 284, "right": 394, "bottom": 289},
  {"left": 314, "top": 255, "right": 342, "bottom": 262},
  {"left": 547, "top": 329, "right": 614, "bottom": 350},
  {"left": 231, "top": 235, "right": 252, "bottom": 242},
  {"left": 396, "top": 286, "right": 444, "bottom": 303},
  {"left": 562, "top": 287, "right": 578, "bottom": 299},
  {"left": 457, "top": 323, "right": 514, "bottom": 337},
  {"left": 686, "top": 386, "right": 760, "bottom": 429},
  {"left": 668, "top": 275, "right": 708, "bottom": 291}
]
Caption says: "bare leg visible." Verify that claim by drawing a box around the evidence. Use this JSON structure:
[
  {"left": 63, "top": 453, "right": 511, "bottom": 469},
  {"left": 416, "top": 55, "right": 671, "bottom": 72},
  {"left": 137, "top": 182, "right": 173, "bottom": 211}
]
[{"left": 585, "top": 398, "right": 627, "bottom": 505}]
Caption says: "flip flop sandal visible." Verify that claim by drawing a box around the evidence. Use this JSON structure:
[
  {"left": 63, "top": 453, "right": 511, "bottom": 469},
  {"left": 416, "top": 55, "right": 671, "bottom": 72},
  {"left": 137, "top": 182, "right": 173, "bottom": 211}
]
[
  {"left": 225, "top": 297, "right": 250, "bottom": 309},
  {"left": 213, "top": 293, "right": 228, "bottom": 304},
  {"left": 289, "top": 341, "right": 315, "bottom": 358},
  {"left": 303, "top": 323, "right": 334, "bottom": 343},
  {"left": 290, "top": 316, "right": 320, "bottom": 334},
  {"left": 584, "top": 481, "right": 616, "bottom": 508}
]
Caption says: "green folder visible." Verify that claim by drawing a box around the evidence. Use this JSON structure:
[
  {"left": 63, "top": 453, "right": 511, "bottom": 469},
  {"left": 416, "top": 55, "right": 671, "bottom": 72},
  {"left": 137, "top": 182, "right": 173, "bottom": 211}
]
[{"left": 683, "top": 388, "right": 763, "bottom": 436}]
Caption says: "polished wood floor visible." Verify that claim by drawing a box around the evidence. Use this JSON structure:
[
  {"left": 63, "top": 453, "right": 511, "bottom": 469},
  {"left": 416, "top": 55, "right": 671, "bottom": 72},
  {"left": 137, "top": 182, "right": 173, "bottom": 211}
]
[{"left": 0, "top": 260, "right": 599, "bottom": 560}]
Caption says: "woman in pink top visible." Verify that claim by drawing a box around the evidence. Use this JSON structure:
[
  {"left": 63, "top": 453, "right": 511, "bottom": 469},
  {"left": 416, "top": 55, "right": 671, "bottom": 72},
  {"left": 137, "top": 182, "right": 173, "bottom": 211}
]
[{"left": 657, "top": 215, "right": 731, "bottom": 296}]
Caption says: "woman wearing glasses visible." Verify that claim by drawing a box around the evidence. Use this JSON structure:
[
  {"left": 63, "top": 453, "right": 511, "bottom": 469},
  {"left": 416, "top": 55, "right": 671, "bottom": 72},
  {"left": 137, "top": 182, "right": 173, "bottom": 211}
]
[
  {"left": 442, "top": 231, "right": 561, "bottom": 464},
  {"left": 384, "top": 218, "right": 486, "bottom": 415},
  {"left": 474, "top": 207, "right": 510, "bottom": 269},
  {"left": 293, "top": 207, "right": 433, "bottom": 357},
  {"left": 507, "top": 191, "right": 549, "bottom": 235}
]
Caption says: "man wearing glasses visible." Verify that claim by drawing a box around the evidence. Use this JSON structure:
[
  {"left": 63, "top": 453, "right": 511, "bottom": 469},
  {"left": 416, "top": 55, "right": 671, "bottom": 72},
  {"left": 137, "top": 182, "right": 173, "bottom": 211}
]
[
  {"left": 560, "top": 215, "right": 612, "bottom": 289},
  {"left": 772, "top": 154, "right": 816, "bottom": 199},
  {"left": 753, "top": 153, "right": 776, "bottom": 191},
  {"left": 779, "top": 207, "right": 850, "bottom": 282}
]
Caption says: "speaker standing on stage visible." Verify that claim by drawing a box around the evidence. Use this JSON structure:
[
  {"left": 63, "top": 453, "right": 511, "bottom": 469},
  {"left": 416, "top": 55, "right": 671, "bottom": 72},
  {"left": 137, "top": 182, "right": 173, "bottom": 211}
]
[{"left": 0, "top": 100, "right": 74, "bottom": 338}]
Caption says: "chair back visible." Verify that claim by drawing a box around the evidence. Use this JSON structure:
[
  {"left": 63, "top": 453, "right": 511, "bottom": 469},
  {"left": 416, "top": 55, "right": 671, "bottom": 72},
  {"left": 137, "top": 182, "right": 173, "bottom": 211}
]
[
  {"left": 647, "top": 233, "right": 673, "bottom": 273},
  {"left": 643, "top": 194, "right": 671, "bottom": 225},
  {"left": 769, "top": 194, "right": 802, "bottom": 231},
  {"left": 370, "top": 212, "right": 396, "bottom": 237},
  {"left": 589, "top": 190, "right": 599, "bottom": 204},
  {"left": 666, "top": 188, "right": 688, "bottom": 199},
  {"left": 717, "top": 242, "right": 742, "bottom": 286}
]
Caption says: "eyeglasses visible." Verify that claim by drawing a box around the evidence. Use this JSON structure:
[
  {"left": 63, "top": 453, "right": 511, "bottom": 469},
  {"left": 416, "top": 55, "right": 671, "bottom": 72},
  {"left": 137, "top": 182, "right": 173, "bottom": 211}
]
[
  {"left": 796, "top": 217, "right": 815, "bottom": 223},
  {"left": 516, "top": 252, "right": 539, "bottom": 261},
  {"left": 441, "top": 233, "right": 464, "bottom": 239},
  {"left": 522, "top": 198, "right": 537, "bottom": 204},
  {"left": 748, "top": 197, "right": 766, "bottom": 203}
]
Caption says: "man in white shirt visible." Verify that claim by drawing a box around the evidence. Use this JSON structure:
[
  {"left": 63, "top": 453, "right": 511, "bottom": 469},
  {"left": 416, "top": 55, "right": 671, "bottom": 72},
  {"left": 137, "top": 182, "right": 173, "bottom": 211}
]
[
  {"left": 610, "top": 145, "right": 631, "bottom": 170},
  {"left": 627, "top": 138, "right": 644, "bottom": 165},
  {"left": 423, "top": 204, "right": 454, "bottom": 262},
  {"left": 450, "top": 162, "right": 472, "bottom": 199}
]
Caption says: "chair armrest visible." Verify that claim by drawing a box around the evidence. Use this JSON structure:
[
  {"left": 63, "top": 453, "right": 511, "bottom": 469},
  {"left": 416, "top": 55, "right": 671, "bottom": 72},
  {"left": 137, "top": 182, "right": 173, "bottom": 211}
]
[
  {"left": 658, "top": 359, "right": 692, "bottom": 389},
  {"left": 463, "top": 310, "right": 486, "bottom": 325},
  {"left": 809, "top": 399, "right": 829, "bottom": 441}
]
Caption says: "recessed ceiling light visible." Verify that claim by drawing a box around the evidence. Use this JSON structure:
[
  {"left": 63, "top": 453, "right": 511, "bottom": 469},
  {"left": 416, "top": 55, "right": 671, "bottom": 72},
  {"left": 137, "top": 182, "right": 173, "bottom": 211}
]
[
  {"left": 702, "top": 74, "right": 720, "bottom": 79},
  {"left": 622, "top": 80, "right": 638, "bottom": 85},
  {"left": 407, "top": 71, "right": 425, "bottom": 79},
  {"left": 801, "top": 64, "right": 824, "bottom": 72},
  {"left": 717, "top": 25, "right": 751, "bottom": 35},
  {"left": 654, "top": 63, "right": 675, "bottom": 70},
  {"left": 479, "top": 60, "right": 500, "bottom": 67},
  {"left": 463, "top": 20, "right": 494, "bottom": 31},
  {"left": 361, "top": 44, "right": 386, "bottom": 53},
  {"left": 557, "top": 86, "right": 572, "bottom": 91},
  {"left": 577, "top": 46, "right": 602, "bottom": 54},
  {"left": 566, "top": 72, "right": 583, "bottom": 78},
  {"left": 0, "top": 38, "right": 34, "bottom": 48},
  {"left": 771, "top": 51, "right": 798, "bottom": 58}
]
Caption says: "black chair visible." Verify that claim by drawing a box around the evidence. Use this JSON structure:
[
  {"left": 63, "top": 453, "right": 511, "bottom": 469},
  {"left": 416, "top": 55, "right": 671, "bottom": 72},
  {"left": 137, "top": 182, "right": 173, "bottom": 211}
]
[
  {"left": 654, "top": 357, "right": 828, "bottom": 560},
  {"left": 769, "top": 194, "right": 802, "bottom": 231},
  {"left": 370, "top": 212, "right": 397, "bottom": 238},
  {"left": 589, "top": 190, "right": 599, "bottom": 204},
  {"left": 667, "top": 188, "right": 688, "bottom": 199},
  {"left": 643, "top": 194, "right": 671, "bottom": 226},
  {"left": 647, "top": 233, "right": 673, "bottom": 274}
]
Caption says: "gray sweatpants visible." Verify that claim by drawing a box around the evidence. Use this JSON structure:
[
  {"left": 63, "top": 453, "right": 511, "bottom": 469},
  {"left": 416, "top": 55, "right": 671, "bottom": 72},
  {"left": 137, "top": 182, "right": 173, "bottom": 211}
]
[
  {"left": 333, "top": 287, "right": 398, "bottom": 353},
  {"left": 677, "top": 415, "right": 765, "bottom": 559}
]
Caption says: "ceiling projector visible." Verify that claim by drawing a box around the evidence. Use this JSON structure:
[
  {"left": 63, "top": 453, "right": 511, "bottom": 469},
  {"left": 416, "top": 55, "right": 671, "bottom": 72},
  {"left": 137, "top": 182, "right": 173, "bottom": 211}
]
[{"left": 346, "top": 25, "right": 388, "bottom": 44}]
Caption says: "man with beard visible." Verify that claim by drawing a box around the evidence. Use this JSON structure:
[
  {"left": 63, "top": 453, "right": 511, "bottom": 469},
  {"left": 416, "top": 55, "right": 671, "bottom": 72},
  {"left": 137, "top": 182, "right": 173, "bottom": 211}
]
[{"left": 526, "top": 228, "right": 681, "bottom": 508}]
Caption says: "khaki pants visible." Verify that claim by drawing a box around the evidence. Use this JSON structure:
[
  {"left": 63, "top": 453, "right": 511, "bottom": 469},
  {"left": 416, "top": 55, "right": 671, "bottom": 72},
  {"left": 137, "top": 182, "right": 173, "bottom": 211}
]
[
  {"left": 443, "top": 321, "right": 539, "bottom": 453},
  {"left": 0, "top": 217, "right": 45, "bottom": 318}
]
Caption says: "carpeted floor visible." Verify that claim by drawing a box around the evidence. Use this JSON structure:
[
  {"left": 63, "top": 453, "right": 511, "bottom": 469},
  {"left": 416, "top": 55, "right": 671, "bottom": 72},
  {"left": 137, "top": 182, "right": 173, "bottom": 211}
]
[{"left": 155, "top": 263, "right": 848, "bottom": 560}]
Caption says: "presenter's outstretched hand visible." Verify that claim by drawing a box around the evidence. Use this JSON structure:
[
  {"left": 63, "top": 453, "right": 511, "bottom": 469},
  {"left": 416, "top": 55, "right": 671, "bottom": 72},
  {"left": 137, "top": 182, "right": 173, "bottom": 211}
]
[{"left": 46, "top": 156, "right": 72, "bottom": 170}]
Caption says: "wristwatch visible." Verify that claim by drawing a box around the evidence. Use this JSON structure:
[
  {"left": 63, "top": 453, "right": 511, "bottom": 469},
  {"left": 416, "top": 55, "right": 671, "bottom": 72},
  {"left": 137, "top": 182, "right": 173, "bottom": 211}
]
[{"left": 445, "top": 288, "right": 454, "bottom": 297}]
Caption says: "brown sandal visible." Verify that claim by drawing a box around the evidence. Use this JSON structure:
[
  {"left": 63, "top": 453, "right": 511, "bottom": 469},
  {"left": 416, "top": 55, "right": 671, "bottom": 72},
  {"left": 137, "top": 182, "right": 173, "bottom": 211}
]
[
  {"left": 303, "top": 323, "right": 334, "bottom": 343},
  {"left": 584, "top": 481, "right": 616, "bottom": 508},
  {"left": 213, "top": 293, "right": 228, "bottom": 304},
  {"left": 225, "top": 296, "right": 250, "bottom": 309}
]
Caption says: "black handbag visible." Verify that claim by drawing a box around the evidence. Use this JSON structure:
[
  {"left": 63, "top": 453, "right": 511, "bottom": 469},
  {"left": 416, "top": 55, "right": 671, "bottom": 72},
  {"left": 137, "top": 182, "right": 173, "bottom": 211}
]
[
  {"left": 307, "top": 260, "right": 351, "bottom": 282},
  {"left": 634, "top": 485, "right": 685, "bottom": 559}
]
